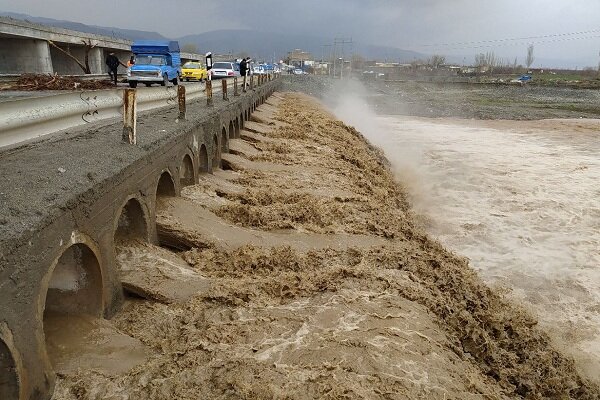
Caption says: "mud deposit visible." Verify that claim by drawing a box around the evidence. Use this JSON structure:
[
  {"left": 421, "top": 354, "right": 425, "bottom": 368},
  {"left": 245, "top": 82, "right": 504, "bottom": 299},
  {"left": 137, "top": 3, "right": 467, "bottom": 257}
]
[{"left": 52, "top": 93, "right": 599, "bottom": 399}]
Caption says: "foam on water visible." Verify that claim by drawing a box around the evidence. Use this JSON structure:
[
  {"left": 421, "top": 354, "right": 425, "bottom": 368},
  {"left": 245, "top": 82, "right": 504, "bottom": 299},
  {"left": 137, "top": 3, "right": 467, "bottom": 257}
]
[{"left": 330, "top": 85, "right": 600, "bottom": 380}]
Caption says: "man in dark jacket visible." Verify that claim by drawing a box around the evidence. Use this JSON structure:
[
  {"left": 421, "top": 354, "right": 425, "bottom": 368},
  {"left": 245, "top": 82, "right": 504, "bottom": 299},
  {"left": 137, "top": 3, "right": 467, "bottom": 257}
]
[
  {"left": 105, "top": 52, "right": 123, "bottom": 85},
  {"left": 239, "top": 57, "right": 248, "bottom": 92}
]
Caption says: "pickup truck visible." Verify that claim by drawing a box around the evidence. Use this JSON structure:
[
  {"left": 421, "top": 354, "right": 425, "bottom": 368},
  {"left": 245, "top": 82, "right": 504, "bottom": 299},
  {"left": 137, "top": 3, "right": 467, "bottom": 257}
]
[{"left": 127, "top": 40, "right": 181, "bottom": 88}]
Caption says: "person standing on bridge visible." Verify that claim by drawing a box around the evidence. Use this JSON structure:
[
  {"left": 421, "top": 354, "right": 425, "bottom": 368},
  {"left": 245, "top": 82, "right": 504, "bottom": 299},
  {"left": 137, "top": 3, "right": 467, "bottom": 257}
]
[
  {"left": 240, "top": 57, "right": 248, "bottom": 92},
  {"left": 105, "top": 52, "right": 126, "bottom": 86}
]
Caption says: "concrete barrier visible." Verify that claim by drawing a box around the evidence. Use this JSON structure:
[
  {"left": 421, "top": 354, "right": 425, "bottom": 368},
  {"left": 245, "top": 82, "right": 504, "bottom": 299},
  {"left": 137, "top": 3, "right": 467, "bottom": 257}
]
[{"left": 0, "top": 78, "right": 247, "bottom": 148}]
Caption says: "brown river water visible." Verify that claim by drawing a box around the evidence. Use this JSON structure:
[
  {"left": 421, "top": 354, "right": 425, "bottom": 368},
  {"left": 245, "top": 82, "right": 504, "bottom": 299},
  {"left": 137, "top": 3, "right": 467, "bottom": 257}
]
[
  {"left": 49, "top": 92, "right": 599, "bottom": 399},
  {"left": 332, "top": 89, "right": 600, "bottom": 382}
]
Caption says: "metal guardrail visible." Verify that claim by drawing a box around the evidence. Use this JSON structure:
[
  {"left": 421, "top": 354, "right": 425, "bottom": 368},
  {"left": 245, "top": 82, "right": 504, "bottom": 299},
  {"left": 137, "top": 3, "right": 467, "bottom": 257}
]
[{"left": 0, "top": 75, "right": 263, "bottom": 148}]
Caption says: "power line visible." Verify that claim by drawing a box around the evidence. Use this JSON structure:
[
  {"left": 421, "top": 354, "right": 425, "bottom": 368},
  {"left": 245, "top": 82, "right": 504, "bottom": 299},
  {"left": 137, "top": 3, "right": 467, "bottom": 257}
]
[
  {"left": 432, "top": 34, "right": 600, "bottom": 51},
  {"left": 412, "top": 28, "right": 600, "bottom": 50}
]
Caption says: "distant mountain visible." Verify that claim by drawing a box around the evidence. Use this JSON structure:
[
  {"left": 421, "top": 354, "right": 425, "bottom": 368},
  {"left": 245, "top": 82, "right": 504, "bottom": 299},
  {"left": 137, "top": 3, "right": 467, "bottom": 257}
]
[
  {"left": 0, "top": 11, "right": 167, "bottom": 41},
  {"left": 177, "top": 30, "right": 424, "bottom": 62},
  {"left": 0, "top": 12, "right": 424, "bottom": 61}
]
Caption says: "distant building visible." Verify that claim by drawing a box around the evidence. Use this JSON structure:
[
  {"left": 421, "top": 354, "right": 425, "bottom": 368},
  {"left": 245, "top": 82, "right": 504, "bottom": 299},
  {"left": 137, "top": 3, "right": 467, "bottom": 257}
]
[{"left": 287, "top": 49, "right": 313, "bottom": 67}]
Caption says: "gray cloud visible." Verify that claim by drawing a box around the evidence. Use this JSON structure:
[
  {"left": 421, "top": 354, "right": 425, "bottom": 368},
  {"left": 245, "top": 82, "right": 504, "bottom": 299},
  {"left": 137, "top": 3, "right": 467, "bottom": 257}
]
[{"left": 1, "top": 0, "right": 599, "bottom": 66}]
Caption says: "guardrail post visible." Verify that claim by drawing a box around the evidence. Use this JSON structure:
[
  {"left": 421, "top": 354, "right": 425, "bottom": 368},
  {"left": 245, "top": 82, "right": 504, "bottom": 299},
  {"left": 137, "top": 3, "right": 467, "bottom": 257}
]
[
  {"left": 206, "top": 80, "right": 213, "bottom": 106},
  {"left": 250, "top": 75, "right": 254, "bottom": 90},
  {"left": 234, "top": 77, "right": 239, "bottom": 96},
  {"left": 222, "top": 79, "right": 228, "bottom": 101},
  {"left": 122, "top": 88, "right": 137, "bottom": 145},
  {"left": 177, "top": 85, "right": 186, "bottom": 120}
]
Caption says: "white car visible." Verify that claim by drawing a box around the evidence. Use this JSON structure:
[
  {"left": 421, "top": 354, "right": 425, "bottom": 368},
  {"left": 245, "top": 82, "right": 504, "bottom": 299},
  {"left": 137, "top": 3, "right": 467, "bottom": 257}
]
[{"left": 210, "top": 62, "right": 240, "bottom": 79}]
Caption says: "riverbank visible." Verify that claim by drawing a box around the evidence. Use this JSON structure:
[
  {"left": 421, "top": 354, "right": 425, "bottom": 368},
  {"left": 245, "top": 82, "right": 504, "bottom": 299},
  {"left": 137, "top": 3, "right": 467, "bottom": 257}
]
[
  {"left": 281, "top": 75, "right": 600, "bottom": 120},
  {"left": 52, "top": 92, "right": 599, "bottom": 399}
]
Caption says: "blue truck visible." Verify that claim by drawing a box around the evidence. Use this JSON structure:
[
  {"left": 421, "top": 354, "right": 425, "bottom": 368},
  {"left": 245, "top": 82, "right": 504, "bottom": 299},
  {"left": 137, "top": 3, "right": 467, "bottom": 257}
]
[{"left": 127, "top": 40, "right": 181, "bottom": 88}]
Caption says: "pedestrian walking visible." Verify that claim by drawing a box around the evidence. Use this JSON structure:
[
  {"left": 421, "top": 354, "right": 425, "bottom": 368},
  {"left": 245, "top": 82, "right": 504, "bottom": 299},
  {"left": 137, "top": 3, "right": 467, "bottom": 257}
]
[
  {"left": 105, "top": 52, "right": 126, "bottom": 85},
  {"left": 127, "top": 56, "right": 135, "bottom": 67}
]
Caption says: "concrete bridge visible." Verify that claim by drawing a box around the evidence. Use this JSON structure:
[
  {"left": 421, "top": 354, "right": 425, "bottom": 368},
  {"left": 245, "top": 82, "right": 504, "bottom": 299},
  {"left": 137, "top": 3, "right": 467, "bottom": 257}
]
[
  {"left": 0, "top": 77, "right": 279, "bottom": 399},
  {"left": 0, "top": 16, "right": 203, "bottom": 75}
]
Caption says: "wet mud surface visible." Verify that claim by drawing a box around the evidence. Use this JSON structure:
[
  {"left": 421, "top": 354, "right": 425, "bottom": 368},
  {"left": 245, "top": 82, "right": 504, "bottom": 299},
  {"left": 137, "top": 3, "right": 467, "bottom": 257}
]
[{"left": 51, "top": 93, "right": 599, "bottom": 399}]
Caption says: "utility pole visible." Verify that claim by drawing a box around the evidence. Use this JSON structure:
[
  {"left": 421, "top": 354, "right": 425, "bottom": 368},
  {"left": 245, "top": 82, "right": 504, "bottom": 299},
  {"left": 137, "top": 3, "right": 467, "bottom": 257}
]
[
  {"left": 321, "top": 44, "right": 331, "bottom": 76},
  {"left": 334, "top": 37, "right": 353, "bottom": 79}
]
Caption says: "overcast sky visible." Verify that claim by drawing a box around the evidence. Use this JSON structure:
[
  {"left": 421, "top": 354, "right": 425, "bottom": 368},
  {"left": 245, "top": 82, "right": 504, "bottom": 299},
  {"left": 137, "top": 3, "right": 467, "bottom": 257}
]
[{"left": 1, "top": 0, "right": 599, "bottom": 67}]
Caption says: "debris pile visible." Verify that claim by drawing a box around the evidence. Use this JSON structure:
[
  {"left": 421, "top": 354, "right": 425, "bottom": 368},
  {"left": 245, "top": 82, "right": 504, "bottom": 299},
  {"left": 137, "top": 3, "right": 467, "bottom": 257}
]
[{"left": 2, "top": 73, "right": 115, "bottom": 91}]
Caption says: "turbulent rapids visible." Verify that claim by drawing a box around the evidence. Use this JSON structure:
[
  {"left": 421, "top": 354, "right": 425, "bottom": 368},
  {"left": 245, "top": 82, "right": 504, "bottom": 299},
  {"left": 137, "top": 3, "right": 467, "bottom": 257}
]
[{"left": 51, "top": 92, "right": 599, "bottom": 399}]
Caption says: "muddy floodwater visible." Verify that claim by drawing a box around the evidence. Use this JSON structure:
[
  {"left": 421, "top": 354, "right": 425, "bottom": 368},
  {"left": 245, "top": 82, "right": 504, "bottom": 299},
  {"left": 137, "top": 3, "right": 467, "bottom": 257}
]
[
  {"left": 333, "top": 92, "right": 600, "bottom": 382},
  {"left": 51, "top": 92, "right": 599, "bottom": 399}
]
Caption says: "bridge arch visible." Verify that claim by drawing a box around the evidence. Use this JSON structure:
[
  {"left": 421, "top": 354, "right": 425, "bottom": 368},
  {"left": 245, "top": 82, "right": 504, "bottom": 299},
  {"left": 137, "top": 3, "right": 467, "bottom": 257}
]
[
  {"left": 179, "top": 153, "right": 195, "bottom": 187},
  {"left": 156, "top": 170, "right": 176, "bottom": 198},
  {"left": 212, "top": 134, "right": 220, "bottom": 170},
  {"left": 221, "top": 127, "right": 228, "bottom": 155},
  {"left": 228, "top": 120, "right": 235, "bottom": 139},
  {"left": 114, "top": 197, "right": 149, "bottom": 243},
  {"left": 0, "top": 330, "right": 21, "bottom": 400},
  {"left": 199, "top": 144, "right": 209, "bottom": 174}
]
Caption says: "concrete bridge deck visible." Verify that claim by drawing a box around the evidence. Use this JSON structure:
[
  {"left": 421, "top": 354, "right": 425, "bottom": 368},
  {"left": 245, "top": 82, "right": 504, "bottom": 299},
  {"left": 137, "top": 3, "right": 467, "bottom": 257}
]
[{"left": 0, "top": 79, "right": 278, "bottom": 399}]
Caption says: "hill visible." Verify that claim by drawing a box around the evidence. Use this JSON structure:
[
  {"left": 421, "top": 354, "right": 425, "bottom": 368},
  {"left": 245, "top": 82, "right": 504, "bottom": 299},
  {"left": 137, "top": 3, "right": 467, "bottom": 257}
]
[
  {"left": 177, "top": 29, "right": 424, "bottom": 62},
  {"left": 0, "top": 11, "right": 167, "bottom": 41},
  {"left": 0, "top": 12, "right": 424, "bottom": 62}
]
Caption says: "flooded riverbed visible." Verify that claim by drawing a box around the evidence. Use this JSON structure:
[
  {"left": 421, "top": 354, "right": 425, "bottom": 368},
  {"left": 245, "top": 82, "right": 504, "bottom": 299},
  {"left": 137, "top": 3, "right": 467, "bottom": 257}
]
[
  {"left": 50, "top": 92, "right": 599, "bottom": 399},
  {"left": 333, "top": 91, "right": 600, "bottom": 380}
]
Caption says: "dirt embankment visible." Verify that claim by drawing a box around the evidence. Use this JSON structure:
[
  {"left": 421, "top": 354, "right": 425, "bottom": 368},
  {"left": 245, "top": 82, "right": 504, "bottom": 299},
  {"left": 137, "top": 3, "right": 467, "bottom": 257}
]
[
  {"left": 1, "top": 73, "right": 115, "bottom": 91},
  {"left": 52, "top": 93, "right": 599, "bottom": 400}
]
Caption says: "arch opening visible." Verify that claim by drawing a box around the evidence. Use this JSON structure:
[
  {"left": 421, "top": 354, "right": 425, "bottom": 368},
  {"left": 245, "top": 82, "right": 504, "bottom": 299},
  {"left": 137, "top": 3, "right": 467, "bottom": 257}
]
[
  {"left": 221, "top": 127, "right": 228, "bottom": 154},
  {"left": 180, "top": 154, "right": 195, "bottom": 187},
  {"left": 0, "top": 339, "right": 19, "bottom": 400},
  {"left": 235, "top": 118, "right": 240, "bottom": 138},
  {"left": 228, "top": 121, "right": 235, "bottom": 139},
  {"left": 43, "top": 243, "right": 104, "bottom": 375},
  {"left": 212, "top": 134, "right": 220, "bottom": 171},
  {"left": 239, "top": 113, "right": 244, "bottom": 130},
  {"left": 44, "top": 243, "right": 103, "bottom": 318},
  {"left": 199, "top": 144, "right": 209, "bottom": 174},
  {"left": 156, "top": 171, "right": 176, "bottom": 198},
  {"left": 115, "top": 198, "right": 148, "bottom": 243}
]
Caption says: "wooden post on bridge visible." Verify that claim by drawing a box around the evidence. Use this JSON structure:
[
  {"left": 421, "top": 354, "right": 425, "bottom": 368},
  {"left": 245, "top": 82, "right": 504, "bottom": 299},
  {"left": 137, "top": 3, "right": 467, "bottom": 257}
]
[
  {"left": 233, "top": 77, "right": 240, "bottom": 96},
  {"left": 206, "top": 80, "right": 213, "bottom": 106},
  {"left": 250, "top": 75, "right": 254, "bottom": 90},
  {"left": 177, "top": 85, "right": 186, "bottom": 120},
  {"left": 122, "top": 88, "right": 137, "bottom": 145},
  {"left": 222, "top": 78, "right": 228, "bottom": 100}
]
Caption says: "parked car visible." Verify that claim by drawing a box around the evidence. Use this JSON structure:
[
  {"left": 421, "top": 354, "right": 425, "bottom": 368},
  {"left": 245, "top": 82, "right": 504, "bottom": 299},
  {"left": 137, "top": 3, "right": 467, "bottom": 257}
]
[
  {"left": 127, "top": 40, "right": 181, "bottom": 88},
  {"left": 181, "top": 62, "right": 207, "bottom": 82},
  {"left": 210, "top": 62, "right": 240, "bottom": 79},
  {"left": 293, "top": 68, "right": 304, "bottom": 75}
]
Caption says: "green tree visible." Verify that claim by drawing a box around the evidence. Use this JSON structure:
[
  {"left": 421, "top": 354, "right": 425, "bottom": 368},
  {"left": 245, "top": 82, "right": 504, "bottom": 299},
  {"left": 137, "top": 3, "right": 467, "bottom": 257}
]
[{"left": 526, "top": 44, "right": 535, "bottom": 69}]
